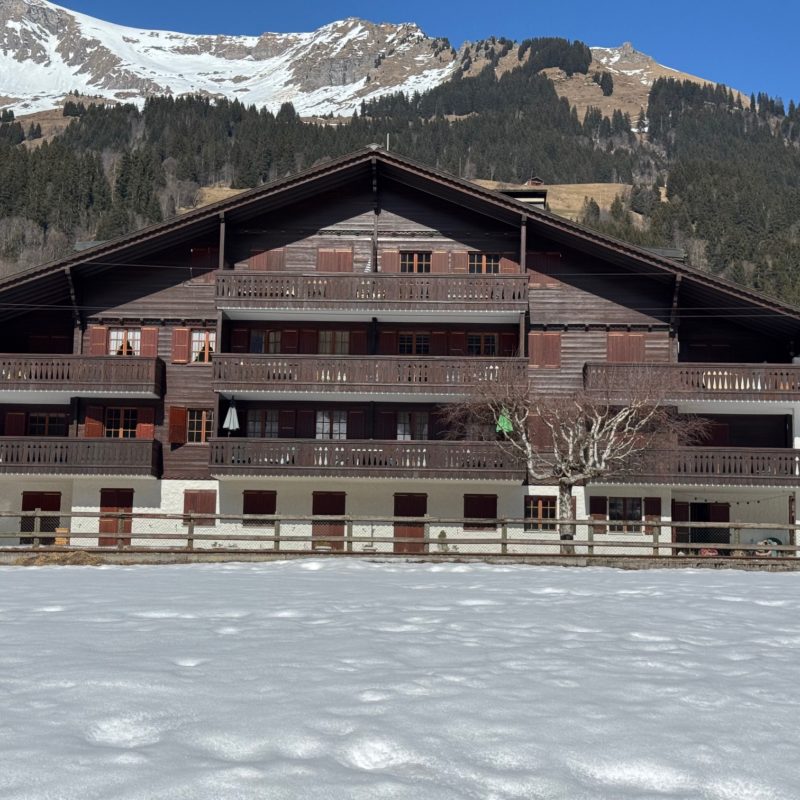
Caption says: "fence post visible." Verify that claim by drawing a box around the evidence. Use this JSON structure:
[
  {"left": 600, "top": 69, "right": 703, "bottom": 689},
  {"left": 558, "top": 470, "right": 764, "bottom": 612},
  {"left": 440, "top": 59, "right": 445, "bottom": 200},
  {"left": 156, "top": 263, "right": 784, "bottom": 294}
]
[
  {"left": 274, "top": 519, "right": 281, "bottom": 552},
  {"left": 346, "top": 517, "right": 353, "bottom": 553},
  {"left": 186, "top": 516, "right": 195, "bottom": 550},
  {"left": 33, "top": 513, "right": 41, "bottom": 548},
  {"left": 652, "top": 525, "right": 659, "bottom": 557},
  {"left": 587, "top": 525, "right": 594, "bottom": 557},
  {"left": 500, "top": 519, "right": 508, "bottom": 555},
  {"left": 116, "top": 513, "right": 124, "bottom": 549}
]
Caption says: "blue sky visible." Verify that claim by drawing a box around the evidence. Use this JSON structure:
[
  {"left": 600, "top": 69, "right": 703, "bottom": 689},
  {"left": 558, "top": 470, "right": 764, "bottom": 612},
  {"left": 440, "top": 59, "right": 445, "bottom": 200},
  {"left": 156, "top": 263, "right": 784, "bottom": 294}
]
[{"left": 58, "top": 0, "right": 798, "bottom": 103}]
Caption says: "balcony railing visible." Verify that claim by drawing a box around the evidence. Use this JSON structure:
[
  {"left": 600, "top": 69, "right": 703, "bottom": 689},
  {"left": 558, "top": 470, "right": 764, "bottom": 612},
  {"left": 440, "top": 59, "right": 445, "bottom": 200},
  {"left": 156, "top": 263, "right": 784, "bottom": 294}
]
[
  {"left": 0, "top": 438, "right": 161, "bottom": 476},
  {"left": 209, "top": 439, "right": 525, "bottom": 480},
  {"left": 215, "top": 273, "right": 529, "bottom": 313},
  {"left": 609, "top": 448, "right": 800, "bottom": 485},
  {"left": 584, "top": 362, "right": 800, "bottom": 401},
  {"left": 0, "top": 356, "right": 164, "bottom": 397},
  {"left": 213, "top": 355, "right": 528, "bottom": 396}
]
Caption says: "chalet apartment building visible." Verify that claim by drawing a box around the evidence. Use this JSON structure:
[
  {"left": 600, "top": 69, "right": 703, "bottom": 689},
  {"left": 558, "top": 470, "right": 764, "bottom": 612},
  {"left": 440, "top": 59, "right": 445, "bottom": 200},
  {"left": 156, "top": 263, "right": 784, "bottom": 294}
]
[{"left": 0, "top": 146, "right": 799, "bottom": 550}]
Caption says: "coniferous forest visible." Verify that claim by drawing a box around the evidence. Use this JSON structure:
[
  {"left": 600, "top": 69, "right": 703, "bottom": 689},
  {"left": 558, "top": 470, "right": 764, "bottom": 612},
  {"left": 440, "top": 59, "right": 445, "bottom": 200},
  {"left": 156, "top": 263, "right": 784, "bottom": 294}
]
[{"left": 1, "top": 36, "right": 800, "bottom": 304}]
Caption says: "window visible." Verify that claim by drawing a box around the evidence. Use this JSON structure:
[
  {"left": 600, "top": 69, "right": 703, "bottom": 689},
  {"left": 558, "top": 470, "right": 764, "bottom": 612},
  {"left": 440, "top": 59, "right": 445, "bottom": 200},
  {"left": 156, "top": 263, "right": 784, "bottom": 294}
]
[
  {"left": 250, "top": 330, "right": 281, "bottom": 354},
  {"left": 187, "top": 409, "right": 214, "bottom": 443},
  {"left": 524, "top": 496, "right": 557, "bottom": 531},
  {"left": 468, "top": 253, "right": 500, "bottom": 274},
  {"left": 105, "top": 408, "right": 137, "bottom": 438},
  {"left": 242, "top": 491, "right": 277, "bottom": 526},
  {"left": 400, "top": 252, "right": 431, "bottom": 273},
  {"left": 27, "top": 414, "right": 68, "bottom": 437},
  {"left": 319, "top": 330, "right": 350, "bottom": 355},
  {"left": 190, "top": 330, "right": 216, "bottom": 363},
  {"left": 108, "top": 328, "right": 141, "bottom": 356},
  {"left": 315, "top": 410, "right": 347, "bottom": 440},
  {"left": 247, "top": 409, "right": 279, "bottom": 438},
  {"left": 608, "top": 497, "right": 643, "bottom": 532},
  {"left": 398, "top": 333, "right": 430, "bottom": 355},
  {"left": 396, "top": 412, "right": 429, "bottom": 441},
  {"left": 467, "top": 333, "right": 498, "bottom": 356},
  {"left": 464, "top": 494, "right": 498, "bottom": 531}
]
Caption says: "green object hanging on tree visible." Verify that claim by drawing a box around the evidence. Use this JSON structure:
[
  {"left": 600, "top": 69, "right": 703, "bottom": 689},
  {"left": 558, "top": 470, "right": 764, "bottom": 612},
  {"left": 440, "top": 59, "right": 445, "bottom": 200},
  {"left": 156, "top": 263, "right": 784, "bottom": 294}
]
[{"left": 496, "top": 409, "right": 513, "bottom": 435}]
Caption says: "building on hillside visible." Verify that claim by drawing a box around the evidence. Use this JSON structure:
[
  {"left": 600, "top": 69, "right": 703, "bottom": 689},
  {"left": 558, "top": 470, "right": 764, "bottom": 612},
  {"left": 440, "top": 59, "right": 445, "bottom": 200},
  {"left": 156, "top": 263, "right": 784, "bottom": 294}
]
[{"left": 0, "top": 146, "right": 798, "bottom": 551}]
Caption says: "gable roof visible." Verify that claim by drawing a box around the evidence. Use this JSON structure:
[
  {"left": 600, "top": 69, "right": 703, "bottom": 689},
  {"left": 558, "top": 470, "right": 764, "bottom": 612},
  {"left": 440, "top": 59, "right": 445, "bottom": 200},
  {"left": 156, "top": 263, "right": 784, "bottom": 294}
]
[{"left": 1, "top": 145, "right": 799, "bottom": 336}]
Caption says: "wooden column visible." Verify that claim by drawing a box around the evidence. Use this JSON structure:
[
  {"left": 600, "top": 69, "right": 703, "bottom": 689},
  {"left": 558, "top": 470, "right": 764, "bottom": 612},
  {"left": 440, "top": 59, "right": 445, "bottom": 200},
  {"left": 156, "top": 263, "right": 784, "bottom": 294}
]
[
  {"left": 371, "top": 158, "right": 379, "bottom": 273},
  {"left": 519, "top": 217, "right": 527, "bottom": 272},
  {"left": 218, "top": 213, "right": 227, "bottom": 269},
  {"left": 518, "top": 313, "right": 526, "bottom": 358}
]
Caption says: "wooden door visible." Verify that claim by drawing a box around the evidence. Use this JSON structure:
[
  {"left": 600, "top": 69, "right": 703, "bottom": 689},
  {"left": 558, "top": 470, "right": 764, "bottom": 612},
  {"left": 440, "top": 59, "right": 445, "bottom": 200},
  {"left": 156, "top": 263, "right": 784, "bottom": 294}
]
[
  {"left": 21, "top": 491, "right": 61, "bottom": 545},
  {"left": 393, "top": 494, "right": 427, "bottom": 554},
  {"left": 312, "top": 492, "right": 345, "bottom": 551},
  {"left": 99, "top": 489, "right": 134, "bottom": 547}
]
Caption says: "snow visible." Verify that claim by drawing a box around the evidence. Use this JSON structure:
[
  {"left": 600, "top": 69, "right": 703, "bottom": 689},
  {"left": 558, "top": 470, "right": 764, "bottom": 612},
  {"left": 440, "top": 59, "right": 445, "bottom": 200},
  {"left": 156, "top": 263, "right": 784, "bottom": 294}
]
[{"left": 2, "top": 561, "right": 800, "bottom": 799}]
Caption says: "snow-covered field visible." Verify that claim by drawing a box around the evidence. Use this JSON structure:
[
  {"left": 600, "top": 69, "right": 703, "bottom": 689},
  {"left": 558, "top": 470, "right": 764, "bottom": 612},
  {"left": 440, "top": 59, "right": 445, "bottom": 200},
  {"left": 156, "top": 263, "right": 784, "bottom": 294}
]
[{"left": 1, "top": 562, "right": 799, "bottom": 800}]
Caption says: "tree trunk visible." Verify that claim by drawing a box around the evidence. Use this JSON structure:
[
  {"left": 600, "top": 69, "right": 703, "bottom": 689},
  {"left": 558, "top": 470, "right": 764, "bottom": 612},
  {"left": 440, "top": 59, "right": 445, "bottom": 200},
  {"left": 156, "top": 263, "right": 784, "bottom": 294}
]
[{"left": 558, "top": 482, "right": 576, "bottom": 555}]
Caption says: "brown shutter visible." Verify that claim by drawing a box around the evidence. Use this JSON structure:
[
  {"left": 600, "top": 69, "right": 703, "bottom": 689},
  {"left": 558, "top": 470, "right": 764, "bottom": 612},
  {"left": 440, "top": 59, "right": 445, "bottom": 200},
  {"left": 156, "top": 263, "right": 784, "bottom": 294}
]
[
  {"left": 464, "top": 494, "right": 497, "bottom": 530},
  {"left": 4, "top": 412, "right": 26, "bottom": 436},
  {"left": 87, "top": 325, "right": 108, "bottom": 356},
  {"left": 347, "top": 410, "right": 366, "bottom": 440},
  {"left": 452, "top": 251, "right": 469, "bottom": 273},
  {"left": 349, "top": 330, "right": 367, "bottom": 355},
  {"left": 278, "top": 410, "right": 296, "bottom": 438},
  {"left": 230, "top": 328, "right": 249, "bottom": 353},
  {"left": 608, "top": 332, "right": 645, "bottom": 363},
  {"left": 249, "top": 248, "right": 283, "bottom": 270},
  {"left": 317, "top": 248, "right": 338, "bottom": 271},
  {"left": 449, "top": 331, "right": 467, "bottom": 355},
  {"left": 184, "top": 490, "right": 216, "bottom": 526},
  {"left": 500, "top": 253, "right": 518, "bottom": 274},
  {"left": 672, "top": 500, "right": 690, "bottom": 543},
  {"left": 282, "top": 330, "right": 299, "bottom": 354},
  {"left": 381, "top": 250, "right": 400, "bottom": 273},
  {"left": 297, "top": 410, "right": 315, "bottom": 438},
  {"left": 644, "top": 496, "right": 662, "bottom": 536},
  {"left": 190, "top": 246, "right": 219, "bottom": 268},
  {"left": 526, "top": 253, "right": 561, "bottom": 287},
  {"left": 171, "top": 328, "right": 190, "bottom": 363},
  {"left": 375, "top": 411, "right": 396, "bottom": 439},
  {"left": 299, "top": 329, "right": 317, "bottom": 354},
  {"left": 529, "top": 332, "right": 560, "bottom": 367},
  {"left": 430, "top": 331, "right": 448, "bottom": 356},
  {"left": 336, "top": 249, "right": 353, "bottom": 272},
  {"left": 84, "top": 405, "right": 104, "bottom": 438},
  {"left": 140, "top": 327, "right": 159, "bottom": 359},
  {"left": 500, "top": 332, "right": 518, "bottom": 357},
  {"left": 242, "top": 490, "right": 277, "bottom": 525},
  {"left": 136, "top": 407, "right": 155, "bottom": 440},
  {"left": 589, "top": 495, "right": 608, "bottom": 534},
  {"left": 168, "top": 406, "right": 188, "bottom": 445},
  {"left": 431, "top": 252, "right": 449, "bottom": 273},
  {"left": 378, "top": 330, "right": 397, "bottom": 355}
]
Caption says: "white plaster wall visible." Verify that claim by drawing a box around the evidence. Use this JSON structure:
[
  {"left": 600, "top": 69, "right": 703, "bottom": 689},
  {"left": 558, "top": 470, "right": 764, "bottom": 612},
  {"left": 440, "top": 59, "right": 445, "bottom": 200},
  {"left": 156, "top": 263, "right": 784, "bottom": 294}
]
[{"left": 0, "top": 477, "right": 74, "bottom": 545}]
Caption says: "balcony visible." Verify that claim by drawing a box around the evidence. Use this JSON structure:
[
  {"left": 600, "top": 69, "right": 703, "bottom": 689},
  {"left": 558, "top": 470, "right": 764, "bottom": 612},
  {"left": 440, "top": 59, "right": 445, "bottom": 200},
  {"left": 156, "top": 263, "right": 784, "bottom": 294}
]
[
  {"left": 0, "top": 356, "right": 164, "bottom": 403},
  {"left": 606, "top": 448, "right": 800, "bottom": 486},
  {"left": 215, "top": 273, "right": 529, "bottom": 321},
  {"left": 0, "top": 438, "right": 161, "bottom": 477},
  {"left": 584, "top": 362, "right": 800, "bottom": 403},
  {"left": 213, "top": 355, "right": 528, "bottom": 400},
  {"left": 209, "top": 439, "right": 525, "bottom": 481}
]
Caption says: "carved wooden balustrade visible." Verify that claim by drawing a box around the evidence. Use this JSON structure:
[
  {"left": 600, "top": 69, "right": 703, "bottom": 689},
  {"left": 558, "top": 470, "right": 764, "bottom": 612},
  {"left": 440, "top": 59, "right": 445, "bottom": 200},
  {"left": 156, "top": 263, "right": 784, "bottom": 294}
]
[
  {"left": 0, "top": 356, "right": 164, "bottom": 396},
  {"left": 209, "top": 439, "right": 525, "bottom": 480},
  {"left": 0, "top": 438, "right": 161, "bottom": 476},
  {"left": 213, "top": 355, "right": 528, "bottom": 396}
]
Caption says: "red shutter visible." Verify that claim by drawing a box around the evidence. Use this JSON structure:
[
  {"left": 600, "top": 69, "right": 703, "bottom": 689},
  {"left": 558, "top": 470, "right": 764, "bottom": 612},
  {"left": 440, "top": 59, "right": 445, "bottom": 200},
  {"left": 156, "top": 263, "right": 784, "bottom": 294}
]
[
  {"left": 430, "top": 331, "right": 448, "bottom": 356},
  {"left": 317, "top": 249, "right": 338, "bottom": 271},
  {"left": 347, "top": 410, "right": 366, "bottom": 440},
  {"left": 278, "top": 410, "right": 296, "bottom": 437},
  {"left": 230, "top": 328, "right": 249, "bottom": 354},
  {"left": 249, "top": 248, "right": 284, "bottom": 270},
  {"left": 190, "top": 246, "right": 219, "bottom": 269},
  {"left": 84, "top": 405, "right": 104, "bottom": 438},
  {"left": 242, "top": 490, "right": 277, "bottom": 525},
  {"left": 375, "top": 411, "right": 396, "bottom": 440},
  {"left": 87, "top": 325, "right": 108, "bottom": 356},
  {"left": 297, "top": 410, "right": 315, "bottom": 438},
  {"left": 644, "top": 496, "right": 662, "bottom": 535},
  {"left": 449, "top": 331, "right": 467, "bottom": 355},
  {"left": 336, "top": 249, "right": 353, "bottom": 272},
  {"left": 140, "top": 327, "right": 159, "bottom": 359},
  {"left": 431, "top": 252, "right": 449, "bottom": 273},
  {"left": 4, "top": 412, "right": 26, "bottom": 436},
  {"left": 378, "top": 331, "right": 397, "bottom": 355},
  {"left": 500, "top": 253, "right": 518, "bottom": 274},
  {"left": 452, "top": 251, "right": 469, "bottom": 273},
  {"left": 136, "top": 407, "right": 155, "bottom": 440},
  {"left": 349, "top": 329, "right": 367, "bottom": 355},
  {"left": 171, "top": 328, "right": 190, "bottom": 364},
  {"left": 529, "top": 332, "right": 560, "bottom": 368},
  {"left": 500, "top": 332, "right": 518, "bottom": 357},
  {"left": 282, "top": 330, "right": 299, "bottom": 354},
  {"left": 608, "top": 332, "right": 645, "bottom": 363},
  {"left": 299, "top": 329, "right": 317, "bottom": 354},
  {"left": 381, "top": 250, "right": 400, "bottom": 273},
  {"left": 672, "top": 500, "right": 690, "bottom": 543},
  {"left": 168, "top": 406, "right": 188, "bottom": 445},
  {"left": 184, "top": 490, "right": 216, "bottom": 526},
  {"left": 589, "top": 495, "right": 608, "bottom": 534}
]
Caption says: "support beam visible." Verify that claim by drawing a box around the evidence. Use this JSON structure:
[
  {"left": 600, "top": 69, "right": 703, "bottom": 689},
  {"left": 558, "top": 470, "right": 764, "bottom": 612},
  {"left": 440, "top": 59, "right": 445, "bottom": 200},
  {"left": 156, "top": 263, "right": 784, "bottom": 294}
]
[
  {"left": 218, "top": 213, "right": 226, "bottom": 270},
  {"left": 371, "top": 158, "right": 379, "bottom": 273},
  {"left": 519, "top": 217, "right": 527, "bottom": 272},
  {"left": 669, "top": 275, "right": 682, "bottom": 362},
  {"left": 518, "top": 312, "right": 526, "bottom": 358}
]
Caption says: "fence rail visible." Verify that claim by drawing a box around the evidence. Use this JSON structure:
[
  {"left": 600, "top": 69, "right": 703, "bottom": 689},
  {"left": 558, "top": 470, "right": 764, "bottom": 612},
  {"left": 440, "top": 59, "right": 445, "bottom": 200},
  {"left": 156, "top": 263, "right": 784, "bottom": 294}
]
[{"left": 3, "top": 512, "right": 798, "bottom": 561}]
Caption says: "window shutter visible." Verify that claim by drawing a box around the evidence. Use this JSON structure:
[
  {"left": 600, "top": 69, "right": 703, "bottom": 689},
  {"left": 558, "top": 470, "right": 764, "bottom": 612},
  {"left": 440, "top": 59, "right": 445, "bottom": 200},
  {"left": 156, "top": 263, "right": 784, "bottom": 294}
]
[
  {"left": 230, "top": 328, "right": 249, "bottom": 354},
  {"left": 378, "top": 331, "right": 397, "bottom": 355},
  {"left": 335, "top": 249, "right": 353, "bottom": 272},
  {"left": 296, "top": 410, "right": 315, "bottom": 438},
  {"left": 464, "top": 494, "right": 498, "bottom": 530},
  {"left": 349, "top": 329, "right": 367, "bottom": 355},
  {"left": 644, "top": 496, "right": 662, "bottom": 536},
  {"left": 347, "top": 410, "right": 366, "bottom": 440},
  {"left": 299, "top": 329, "right": 317, "bottom": 354},
  {"left": 140, "top": 327, "right": 159, "bottom": 359},
  {"left": 375, "top": 411, "right": 396, "bottom": 440},
  {"left": 430, "top": 331, "right": 448, "bottom": 356},
  {"left": 87, "top": 325, "right": 108, "bottom": 356},
  {"left": 431, "top": 252, "right": 449, "bottom": 273},
  {"left": 4, "top": 411, "right": 26, "bottom": 436},
  {"left": 168, "top": 406, "right": 188, "bottom": 445},
  {"left": 249, "top": 248, "right": 284, "bottom": 270},
  {"left": 84, "top": 405, "right": 104, "bottom": 438},
  {"left": 589, "top": 495, "right": 608, "bottom": 534},
  {"left": 671, "top": 500, "right": 691, "bottom": 543},
  {"left": 184, "top": 490, "right": 216, "bottom": 526},
  {"left": 171, "top": 328, "right": 190, "bottom": 363},
  {"left": 499, "top": 332, "right": 518, "bottom": 357},
  {"left": 282, "top": 330, "right": 299, "bottom": 354},
  {"left": 381, "top": 250, "right": 400, "bottom": 273},
  {"left": 136, "top": 407, "right": 155, "bottom": 440},
  {"left": 607, "top": 332, "right": 645, "bottom": 363},
  {"left": 317, "top": 248, "right": 338, "bottom": 271},
  {"left": 278, "top": 410, "right": 296, "bottom": 438},
  {"left": 526, "top": 253, "right": 561, "bottom": 287},
  {"left": 529, "top": 332, "right": 561, "bottom": 367},
  {"left": 190, "top": 246, "right": 219, "bottom": 269},
  {"left": 500, "top": 253, "right": 518, "bottom": 274},
  {"left": 267, "top": 248, "right": 285, "bottom": 271},
  {"left": 452, "top": 251, "right": 469, "bottom": 273},
  {"left": 242, "top": 490, "right": 277, "bottom": 525},
  {"left": 449, "top": 331, "right": 467, "bottom": 355}
]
